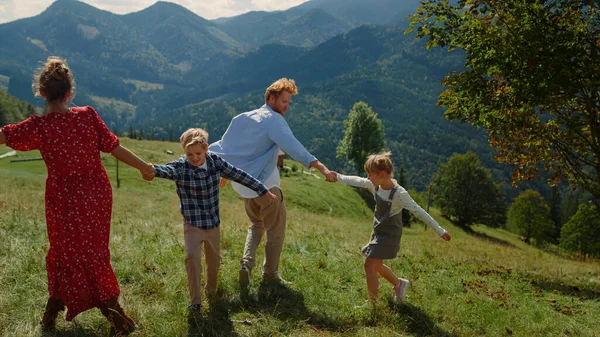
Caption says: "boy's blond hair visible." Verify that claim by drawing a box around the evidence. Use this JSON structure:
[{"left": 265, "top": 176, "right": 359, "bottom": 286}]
[
  {"left": 264, "top": 78, "right": 298, "bottom": 103},
  {"left": 364, "top": 151, "right": 394, "bottom": 175},
  {"left": 180, "top": 128, "right": 209, "bottom": 149}
]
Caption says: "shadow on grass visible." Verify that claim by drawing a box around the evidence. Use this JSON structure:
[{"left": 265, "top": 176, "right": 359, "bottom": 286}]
[
  {"left": 390, "top": 302, "right": 458, "bottom": 337},
  {"left": 232, "top": 281, "right": 358, "bottom": 334},
  {"left": 187, "top": 298, "right": 239, "bottom": 337},
  {"left": 460, "top": 225, "right": 519, "bottom": 249},
  {"left": 529, "top": 279, "right": 600, "bottom": 301},
  {"left": 182, "top": 281, "right": 464, "bottom": 336},
  {"left": 42, "top": 325, "right": 105, "bottom": 337}
]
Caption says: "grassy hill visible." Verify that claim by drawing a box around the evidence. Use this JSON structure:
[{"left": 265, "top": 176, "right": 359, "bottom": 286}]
[{"left": 0, "top": 139, "right": 599, "bottom": 337}]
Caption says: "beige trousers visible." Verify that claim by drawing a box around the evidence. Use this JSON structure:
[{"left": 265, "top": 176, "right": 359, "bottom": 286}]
[
  {"left": 241, "top": 187, "right": 286, "bottom": 278},
  {"left": 184, "top": 224, "right": 221, "bottom": 305}
]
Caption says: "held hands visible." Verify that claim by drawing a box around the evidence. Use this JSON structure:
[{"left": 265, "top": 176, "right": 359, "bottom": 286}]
[
  {"left": 141, "top": 163, "right": 155, "bottom": 181},
  {"left": 310, "top": 160, "right": 337, "bottom": 182},
  {"left": 441, "top": 232, "right": 451, "bottom": 241},
  {"left": 320, "top": 168, "right": 337, "bottom": 182},
  {"left": 263, "top": 191, "right": 280, "bottom": 204}
]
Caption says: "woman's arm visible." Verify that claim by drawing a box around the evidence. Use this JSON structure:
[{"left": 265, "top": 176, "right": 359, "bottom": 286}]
[
  {"left": 111, "top": 145, "right": 153, "bottom": 178},
  {"left": 0, "top": 130, "right": 5, "bottom": 145}
]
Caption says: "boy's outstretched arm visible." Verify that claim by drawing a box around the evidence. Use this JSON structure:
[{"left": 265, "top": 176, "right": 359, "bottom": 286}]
[
  {"left": 153, "top": 160, "right": 183, "bottom": 181},
  {"left": 217, "top": 156, "right": 279, "bottom": 204}
]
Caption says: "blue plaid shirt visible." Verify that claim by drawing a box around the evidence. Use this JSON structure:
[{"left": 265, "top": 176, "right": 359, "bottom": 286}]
[{"left": 154, "top": 152, "right": 269, "bottom": 229}]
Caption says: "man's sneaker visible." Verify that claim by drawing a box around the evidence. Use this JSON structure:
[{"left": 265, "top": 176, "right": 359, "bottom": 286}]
[
  {"left": 188, "top": 304, "right": 201, "bottom": 311},
  {"left": 394, "top": 279, "right": 409, "bottom": 302},
  {"left": 239, "top": 266, "right": 250, "bottom": 286}
]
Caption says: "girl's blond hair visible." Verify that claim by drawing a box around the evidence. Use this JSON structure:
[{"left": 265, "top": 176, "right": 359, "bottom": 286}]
[
  {"left": 364, "top": 151, "right": 394, "bottom": 174},
  {"left": 264, "top": 78, "right": 298, "bottom": 103},
  {"left": 180, "top": 128, "right": 209, "bottom": 149}
]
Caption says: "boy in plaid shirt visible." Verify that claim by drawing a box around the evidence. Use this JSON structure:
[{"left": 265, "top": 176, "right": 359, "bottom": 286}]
[{"left": 147, "top": 128, "right": 278, "bottom": 310}]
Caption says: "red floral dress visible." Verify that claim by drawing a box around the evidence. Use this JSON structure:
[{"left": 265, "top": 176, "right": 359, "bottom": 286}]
[{"left": 2, "top": 106, "right": 121, "bottom": 320}]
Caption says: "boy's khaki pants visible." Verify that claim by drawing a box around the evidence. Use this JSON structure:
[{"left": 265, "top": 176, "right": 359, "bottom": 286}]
[
  {"left": 240, "top": 187, "right": 286, "bottom": 278},
  {"left": 184, "top": 224, "right": 221, "bottom": 305}
]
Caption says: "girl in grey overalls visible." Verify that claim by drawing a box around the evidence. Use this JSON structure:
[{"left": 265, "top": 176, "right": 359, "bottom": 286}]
[
  {"left": 335, "top": 152, "right": 451, "bottom": 303},
  {"left": 362, "top": 186, "right": 403, "bottom": 259}
]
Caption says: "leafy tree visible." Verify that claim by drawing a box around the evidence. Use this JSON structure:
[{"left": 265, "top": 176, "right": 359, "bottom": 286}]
[
  {"left": 561, "top": 188, "right": 595, "bottom": 224},
  {"left": 337, "top": 101, "right": 386, "bottom": 174},
  {"left": 0, "top": 100, "right": 7, "bottom": 126},
  {"left": 560, "top": 202, "right": 600, "bottom": 257},
  {"left": 479, "top": 182, "right": 508, "bottom": 228},
  {"left": 0, "top": 90, "right": 36, "bottom": 126},
  {"left": 548, "top": 186, "right": 563, "bottom": 242},
  {"left": 408, "top": 1, "right": 600, "bottom": 199},
  {"left": 432, "top": 151, "right": 506, "bottom": 227},
  {"left": 507, "top": 190, "right": 554, "bottom": 246}
]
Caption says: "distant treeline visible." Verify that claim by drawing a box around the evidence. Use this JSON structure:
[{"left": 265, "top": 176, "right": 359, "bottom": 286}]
[{"left": 0, "top": 90, "right": 36, "bottom": 126}]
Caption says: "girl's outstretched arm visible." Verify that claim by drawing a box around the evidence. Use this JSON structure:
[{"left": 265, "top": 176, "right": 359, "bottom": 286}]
[
  {"left": 336, "top": 173, "right": 375, "bottom": 193},
  {"left": 0, "top": 130, "right": 5, "bottom": 145},
  {"left": 111, "top": 145, "right": 154, "bottom": 179}
]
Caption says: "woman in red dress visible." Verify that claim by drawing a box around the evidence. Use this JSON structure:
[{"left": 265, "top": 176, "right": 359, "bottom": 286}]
[{"left": 0, "top": 57, "right": 153, "bottom": 335}]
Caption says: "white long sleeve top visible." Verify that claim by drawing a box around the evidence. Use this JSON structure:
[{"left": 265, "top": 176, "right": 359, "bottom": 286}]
[{"left": 337, "top": 174, "right": 447, "bottom": 237}]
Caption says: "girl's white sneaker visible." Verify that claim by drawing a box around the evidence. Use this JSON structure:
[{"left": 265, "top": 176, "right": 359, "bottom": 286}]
[{"left": 394, "top": 279, "right": 409, "bottom": 302}]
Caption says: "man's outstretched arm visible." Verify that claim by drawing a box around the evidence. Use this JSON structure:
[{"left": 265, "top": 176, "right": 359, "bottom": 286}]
[{"left": 310, "top": 160, "right": 337, "bottom": 182}]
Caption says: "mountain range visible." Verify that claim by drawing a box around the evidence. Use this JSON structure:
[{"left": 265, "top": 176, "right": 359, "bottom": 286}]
[{"left": 0, "top": 0, "right": 519, "bottom": 192}]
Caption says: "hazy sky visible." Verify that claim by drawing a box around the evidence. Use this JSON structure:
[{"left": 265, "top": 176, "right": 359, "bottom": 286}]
[{"left": 0, "top": 0, "right": 310, "bottom": 24}]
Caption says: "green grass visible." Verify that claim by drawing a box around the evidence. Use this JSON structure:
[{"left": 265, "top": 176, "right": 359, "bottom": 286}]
[{"left": 1, "top": 140, "right": 599, "bottom": 337}]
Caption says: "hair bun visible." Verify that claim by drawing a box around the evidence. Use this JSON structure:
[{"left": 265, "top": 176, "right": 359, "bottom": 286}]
[
  {"left": 49, "top": 62, "right": 68, "bottom": 81},
  {"left": 34, "top": 56, "right": 75, "bottom": 104}
]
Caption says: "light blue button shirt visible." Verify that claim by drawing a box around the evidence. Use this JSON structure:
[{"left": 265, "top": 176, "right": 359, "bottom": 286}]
[{"left": 209, "top": 104, "right": 317, "bottom": 183}]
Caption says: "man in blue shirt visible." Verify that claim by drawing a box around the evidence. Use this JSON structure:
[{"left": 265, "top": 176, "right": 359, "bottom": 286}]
[{"left": 209, "top": 78, "right": 336, "bottom": 285}]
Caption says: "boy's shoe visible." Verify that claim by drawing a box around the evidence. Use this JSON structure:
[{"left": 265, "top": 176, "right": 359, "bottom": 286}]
[
  {"left": 239, "top": 266, "right": 251, "bottom": 286},
  {"left": 188, "top": 304, "right": 201, "bottom": 311},
  {"left": 394, "top": 279, "right": 410, "bottom": 302}
]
